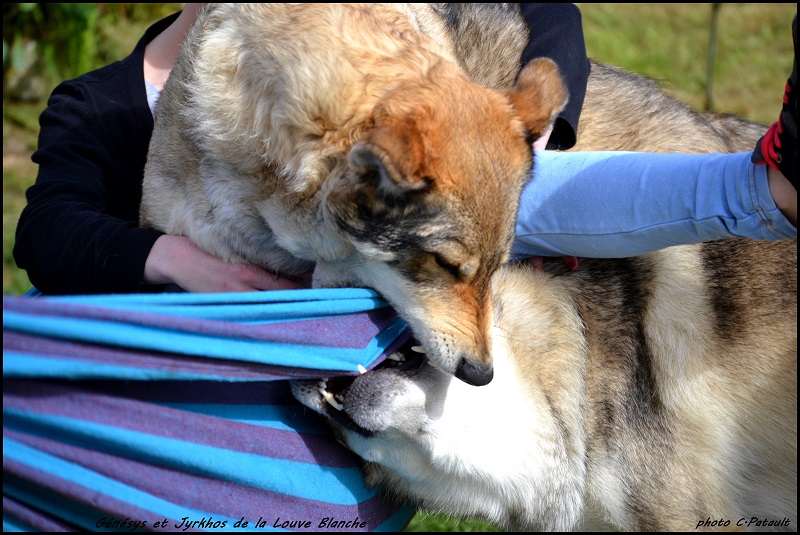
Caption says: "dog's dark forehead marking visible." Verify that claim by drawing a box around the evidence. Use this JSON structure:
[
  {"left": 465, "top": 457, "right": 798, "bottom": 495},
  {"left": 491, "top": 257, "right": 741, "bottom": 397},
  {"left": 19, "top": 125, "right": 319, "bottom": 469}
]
[
  {"left": 340, "top": 191, "right": 508, "bottom": 264},
  {"left": 343, "top": 204, "right": 447, "bottom": 249}
]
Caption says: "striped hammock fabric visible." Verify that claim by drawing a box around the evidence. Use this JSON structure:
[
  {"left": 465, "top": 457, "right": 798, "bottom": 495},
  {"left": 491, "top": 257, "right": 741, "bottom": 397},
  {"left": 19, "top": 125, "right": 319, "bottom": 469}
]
[{"left": 3, "top": 289, "right": 417, "bottom": 532}]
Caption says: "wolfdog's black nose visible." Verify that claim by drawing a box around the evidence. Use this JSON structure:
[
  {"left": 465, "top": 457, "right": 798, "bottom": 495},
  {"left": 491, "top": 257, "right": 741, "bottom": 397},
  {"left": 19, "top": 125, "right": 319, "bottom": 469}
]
[{"left": 455, "top": 358, "right": 493, "bottom": 386}]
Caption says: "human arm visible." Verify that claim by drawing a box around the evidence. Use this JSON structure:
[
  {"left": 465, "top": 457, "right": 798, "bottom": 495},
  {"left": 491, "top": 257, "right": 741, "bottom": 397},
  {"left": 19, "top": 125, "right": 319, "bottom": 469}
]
[
  {"left": 13, "top": 81, "right": 306, "bottom": 295},
  {"left": 511, "top": 150, "right": 796, "bottom": 260},
  {"left": 517, "top": 11, "right": 796, "bottom": 262},
  {"left": 13, "top": 76, "right": 165, "bottom": 295},
  {"left": 144, "top": 235, "right": 307, "bottom": 292},
  {"left": 517, "top": 4, "right": 588, "bottom": 267},
  {"left": 13, "top": 9, "right": 306, "bottom": 296}
]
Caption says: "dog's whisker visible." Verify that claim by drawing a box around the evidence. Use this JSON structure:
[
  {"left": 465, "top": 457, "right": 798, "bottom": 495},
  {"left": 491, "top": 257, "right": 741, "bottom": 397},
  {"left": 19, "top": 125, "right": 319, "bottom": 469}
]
[{"left": 493, "top": 324, "right": 525, "bottom": 345}]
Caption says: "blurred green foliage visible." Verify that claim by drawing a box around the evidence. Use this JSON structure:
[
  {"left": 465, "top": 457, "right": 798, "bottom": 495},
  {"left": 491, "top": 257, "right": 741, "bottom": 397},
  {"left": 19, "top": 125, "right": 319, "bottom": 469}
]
[
  {"left": 3, "top": 3, "right": 181, "bottom": 294},
  {"left": 3, "top": 3, "right": 181, "bottom": 100},
  {"left": 4, "top": 3, "right": 99, "bottom": 97}
]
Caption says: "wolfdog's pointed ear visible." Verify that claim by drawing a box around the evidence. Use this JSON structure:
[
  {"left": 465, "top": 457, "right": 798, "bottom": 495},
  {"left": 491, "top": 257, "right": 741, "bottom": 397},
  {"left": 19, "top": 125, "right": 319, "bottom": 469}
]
[
  {"left": 505, "top": 58, "right": 568, "bottom": 140},
  {"left": 347, "top": 121, "right": 431, "bottom": 197}
]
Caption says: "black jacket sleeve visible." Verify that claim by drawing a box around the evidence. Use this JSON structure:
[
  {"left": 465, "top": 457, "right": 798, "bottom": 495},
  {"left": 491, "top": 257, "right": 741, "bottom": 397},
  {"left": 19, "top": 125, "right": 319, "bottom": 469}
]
[
  {"left": 519, "top": 3, "right": 590, "bottom": 150},
  {"left": 12, "top": 15, "right": 177, "bottom": 295}
]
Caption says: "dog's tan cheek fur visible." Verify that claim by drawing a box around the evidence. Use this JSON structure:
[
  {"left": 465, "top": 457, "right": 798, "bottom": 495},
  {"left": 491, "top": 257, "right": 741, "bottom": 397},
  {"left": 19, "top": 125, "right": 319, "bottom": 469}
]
[{"left": 418, "top": 277, "right": 495, "bottom": 365}]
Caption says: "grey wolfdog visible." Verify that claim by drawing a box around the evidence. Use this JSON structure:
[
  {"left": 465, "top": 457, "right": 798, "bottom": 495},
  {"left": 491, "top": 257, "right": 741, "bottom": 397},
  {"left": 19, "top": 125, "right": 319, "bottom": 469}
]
[{"left": 290, "top": 3, "right": 797, "bottom": 532}]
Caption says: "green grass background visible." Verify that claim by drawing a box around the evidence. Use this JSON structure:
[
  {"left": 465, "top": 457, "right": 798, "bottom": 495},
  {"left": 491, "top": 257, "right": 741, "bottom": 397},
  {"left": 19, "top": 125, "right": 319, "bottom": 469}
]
[{"left": 2, "top": 3, "right": 797, "bottom": 531}]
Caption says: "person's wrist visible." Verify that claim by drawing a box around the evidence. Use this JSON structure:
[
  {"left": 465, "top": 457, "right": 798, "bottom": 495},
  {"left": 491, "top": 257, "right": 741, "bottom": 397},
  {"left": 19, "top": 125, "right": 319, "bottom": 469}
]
[
  {"left": 532, "top": 125, "right": 553, "bottom": 151},
  {"left": 768, "top": 166, "right": 798, "bottom": 227},
  {"left": 144, "top": 234, "right": 183, "bottom": 285}
]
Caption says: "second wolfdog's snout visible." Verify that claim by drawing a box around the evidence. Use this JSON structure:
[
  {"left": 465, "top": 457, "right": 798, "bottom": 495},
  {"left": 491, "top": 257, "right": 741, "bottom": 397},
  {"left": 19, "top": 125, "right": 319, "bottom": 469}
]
[{"left": 455, "top": 357, "right": 494, "bottom": 386}]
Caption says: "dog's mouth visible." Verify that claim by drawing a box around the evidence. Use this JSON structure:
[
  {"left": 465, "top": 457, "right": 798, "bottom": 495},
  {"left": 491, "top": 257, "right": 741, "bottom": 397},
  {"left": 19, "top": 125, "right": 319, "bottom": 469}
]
[{"left": 313, "top": 338, "right": 428, "bottom": 436}]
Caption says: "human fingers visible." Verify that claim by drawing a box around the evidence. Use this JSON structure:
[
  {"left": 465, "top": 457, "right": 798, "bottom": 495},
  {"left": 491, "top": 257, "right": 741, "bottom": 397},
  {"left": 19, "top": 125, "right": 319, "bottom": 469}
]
[
  {"left": 532, "top": 125, "right": 553, "bottom": 151},
  {"left": 242, "top": 265, "right": 308, "bottom": 291},
  {"left": 526, "top": 256, "right": 544, "bottom": 271}
]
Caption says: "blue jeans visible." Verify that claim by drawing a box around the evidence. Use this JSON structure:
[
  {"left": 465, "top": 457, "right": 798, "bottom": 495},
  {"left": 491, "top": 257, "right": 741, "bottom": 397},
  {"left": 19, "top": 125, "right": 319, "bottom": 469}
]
[{"left": 511, "top": 150, "right": 797, "bottom": 259}]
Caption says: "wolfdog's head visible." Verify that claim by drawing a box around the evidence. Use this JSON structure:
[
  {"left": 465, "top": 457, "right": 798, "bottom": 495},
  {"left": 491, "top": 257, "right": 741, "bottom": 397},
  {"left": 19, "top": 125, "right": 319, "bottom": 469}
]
[
  {"left": 317, "top": 58, "right": 566, "bottom": 385},
  {"left": 141, "top": 2, "right": 565, "bottom": 385}
]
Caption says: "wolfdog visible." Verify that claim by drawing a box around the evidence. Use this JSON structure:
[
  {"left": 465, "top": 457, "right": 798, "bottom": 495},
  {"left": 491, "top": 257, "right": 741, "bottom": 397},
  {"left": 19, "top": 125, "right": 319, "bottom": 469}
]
[
  {"left": 140, "top": 3, "right": 567, "bottom": 386},
  {"left": 290, "top": 3, "right": 798, "bottom": 532},
  {"left": 293, "top": 239, "right": 796, "bottom": 531}
]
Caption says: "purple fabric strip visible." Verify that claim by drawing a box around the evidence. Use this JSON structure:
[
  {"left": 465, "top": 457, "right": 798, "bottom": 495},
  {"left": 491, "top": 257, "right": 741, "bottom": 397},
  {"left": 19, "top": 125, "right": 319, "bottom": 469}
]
[
  {"left": 4, "top": 458, "right": 199, "bottom": 532},
  {"left": 4, "top": 326, "right": 411, "bottom": 382},
  {"left": 3, "top": 494, "right": 79, "bottom": 532},
  {"left": 3, "top": 324, "right": 410, "bottom": 381},
  {"left": 3, "top": 296, "right": 398, "bottom": 349},
  {"left": 3, "top": 331, "right": 341, "bottom": 381},
  {"left": 56, "top": 378, "right": 302, "bottom": 405},
  {"left": 5, "top": 429, "right": 399, "bottom": 530},
  {"left": 4, "top": 380, "right": 359, "bottom": 468}
]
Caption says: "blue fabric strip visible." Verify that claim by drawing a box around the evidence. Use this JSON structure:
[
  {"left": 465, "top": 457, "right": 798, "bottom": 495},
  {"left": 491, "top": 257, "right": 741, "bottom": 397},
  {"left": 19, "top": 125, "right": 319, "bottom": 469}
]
[
  {"left": 153, "top": 403, "right": 331, "bottom": 434},
  {"left": 40, "top": 298, "right": 391, "bottom": 323},
  {"left": 4, "top": 410, "right": 378, "bottom": 505},
  {"left": 45, "top": 287, "right": 388, "bottom": 314},
  {"left": 3, "top": 517, "right": 38, "bottom": 532},
  {"left": 3, "top": 437, "right": 244, "bottom": 530},
  {"left": 2, "top": 352, "right": 229, "bottom": 381},
  {"left": 3, "top": 312, "right": 408, "bottom": 375}
]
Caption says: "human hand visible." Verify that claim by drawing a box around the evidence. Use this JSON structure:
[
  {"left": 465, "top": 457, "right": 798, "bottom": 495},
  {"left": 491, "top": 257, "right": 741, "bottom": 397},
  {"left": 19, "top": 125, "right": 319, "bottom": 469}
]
[
  {"left": 526, "top": 255, "right": 579, "bottom": 272},
  {"left": 532, "top": 125, "right": 554, "bottom": 151},
  {"left": 767, "top": 165, "right": 797, "bottom": 227},
  {"left": 144, "top": 234, "right": 308, "bottom": 292}
]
